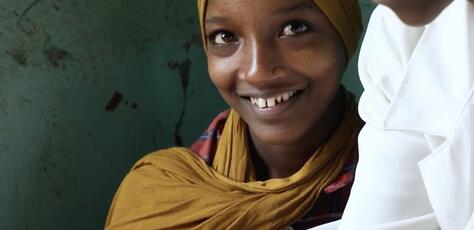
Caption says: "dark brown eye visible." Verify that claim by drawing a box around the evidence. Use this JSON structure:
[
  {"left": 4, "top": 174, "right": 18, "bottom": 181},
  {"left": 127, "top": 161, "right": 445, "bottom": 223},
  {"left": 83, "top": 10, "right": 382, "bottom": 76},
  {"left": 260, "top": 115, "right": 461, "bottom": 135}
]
[
  {"left": 280, "top": 21, "right": 309, "bottom": 36},
  {"left": 210, "top": 31, "right": 236, "bottom": 45}
]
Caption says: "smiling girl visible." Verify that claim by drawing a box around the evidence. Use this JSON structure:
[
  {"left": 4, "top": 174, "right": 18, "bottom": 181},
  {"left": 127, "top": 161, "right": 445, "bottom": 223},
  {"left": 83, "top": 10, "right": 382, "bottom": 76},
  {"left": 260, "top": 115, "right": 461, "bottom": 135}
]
[{"left": 105, "top": 0, "right": 363, "bottom": 229}]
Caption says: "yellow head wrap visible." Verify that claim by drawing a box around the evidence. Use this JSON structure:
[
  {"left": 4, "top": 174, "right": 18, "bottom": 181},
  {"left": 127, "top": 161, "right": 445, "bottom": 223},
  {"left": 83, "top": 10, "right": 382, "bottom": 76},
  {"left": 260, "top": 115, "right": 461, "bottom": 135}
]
[{"left": 197, "top": 0, "right": 363, "bottom": 59}]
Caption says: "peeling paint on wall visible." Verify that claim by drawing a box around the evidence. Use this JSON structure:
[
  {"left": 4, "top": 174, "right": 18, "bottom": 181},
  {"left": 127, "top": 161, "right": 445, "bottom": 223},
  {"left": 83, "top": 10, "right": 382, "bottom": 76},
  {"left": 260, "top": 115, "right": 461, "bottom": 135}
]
[
  {"left": 44, "top": 48, "right": 69, "bottom": 68},
  {"left": 0, "top": 0, "right": 226, "bottom": 229},
  {"left": 6, "top": 48, "right": 28, "bottom": 66},
  {"left": 105, "top": 91, "right": 123, "bottom": 112}
]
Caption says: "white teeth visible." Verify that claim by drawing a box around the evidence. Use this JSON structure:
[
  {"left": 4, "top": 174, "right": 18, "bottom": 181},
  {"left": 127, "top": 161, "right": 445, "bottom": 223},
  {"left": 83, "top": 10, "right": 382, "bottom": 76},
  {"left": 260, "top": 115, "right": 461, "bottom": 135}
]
[
  {"left": 276, "top": 96, "right": 282, "bottom": 103},
  {"left": 251, "top": 98, "right": 256, "bottom": 105},
  {"left": 250, "top": 90, "right": 298, "bottom": 108},
  {"left": 257, "top": 98, "right": 266, "bottom": 108},
  {"left": 267, "top": 97, "right": 276, "bottom": 107}
]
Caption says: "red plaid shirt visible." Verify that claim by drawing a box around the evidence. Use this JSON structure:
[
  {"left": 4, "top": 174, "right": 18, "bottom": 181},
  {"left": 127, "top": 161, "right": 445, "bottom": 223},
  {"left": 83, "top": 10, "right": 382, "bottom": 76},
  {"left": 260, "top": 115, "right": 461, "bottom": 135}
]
[{"left": 190, "top": 110, "right": 358, "bottom": 229}]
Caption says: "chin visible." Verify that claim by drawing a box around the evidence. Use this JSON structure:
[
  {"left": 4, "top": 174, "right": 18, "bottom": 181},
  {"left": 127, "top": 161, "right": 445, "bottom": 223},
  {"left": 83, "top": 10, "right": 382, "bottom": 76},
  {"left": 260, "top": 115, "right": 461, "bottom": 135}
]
[{"left": 249, "top": 125, "right": 300, "bottom": 146}]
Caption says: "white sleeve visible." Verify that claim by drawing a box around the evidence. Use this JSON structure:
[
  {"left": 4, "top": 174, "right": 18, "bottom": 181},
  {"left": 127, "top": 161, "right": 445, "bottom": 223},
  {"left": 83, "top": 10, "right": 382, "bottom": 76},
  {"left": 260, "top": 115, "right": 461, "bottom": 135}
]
[
  {"left": 465, "top": 213, "right": 474, "bottom": 230},
  {"left": 307, "top": 220, "right": 339, "bottom": 230}
]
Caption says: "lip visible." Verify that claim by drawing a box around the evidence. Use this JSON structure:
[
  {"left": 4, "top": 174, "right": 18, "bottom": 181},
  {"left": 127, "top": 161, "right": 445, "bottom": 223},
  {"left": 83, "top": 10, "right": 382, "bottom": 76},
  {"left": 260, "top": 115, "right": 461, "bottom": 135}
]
[
  {"left": 238, "top": 86, "right": 306, "bottom": 99},
  {"left": 241, "top": 88, "right": 305, "bottom": 118}
]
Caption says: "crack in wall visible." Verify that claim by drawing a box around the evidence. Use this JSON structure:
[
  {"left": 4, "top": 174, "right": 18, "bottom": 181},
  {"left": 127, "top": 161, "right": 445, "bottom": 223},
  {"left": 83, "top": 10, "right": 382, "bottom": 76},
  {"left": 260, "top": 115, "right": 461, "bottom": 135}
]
[
  {"left": 0, "top": 80, "right": 6, "bottom": 116},
  {"left": 168, "top": 59, "right": 191, "bottom": 146},
  {"left": 19, "top": 0, "right": 41, "bottom": 19},
  {"left": 16, "top": 0, "right": 47, "bottom": 38},
  {"left": 182, "top": 34, "right": 201, "bottom": 54}
]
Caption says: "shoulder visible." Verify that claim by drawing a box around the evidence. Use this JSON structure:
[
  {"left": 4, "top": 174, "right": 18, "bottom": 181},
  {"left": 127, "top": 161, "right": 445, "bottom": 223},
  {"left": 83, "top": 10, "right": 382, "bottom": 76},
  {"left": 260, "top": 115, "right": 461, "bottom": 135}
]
[
  {"left": 105, "top": 147, "right": 202, "bottom": 228},
  {"left": 130, "top": 147, "right": 201, "bottom": 173}
]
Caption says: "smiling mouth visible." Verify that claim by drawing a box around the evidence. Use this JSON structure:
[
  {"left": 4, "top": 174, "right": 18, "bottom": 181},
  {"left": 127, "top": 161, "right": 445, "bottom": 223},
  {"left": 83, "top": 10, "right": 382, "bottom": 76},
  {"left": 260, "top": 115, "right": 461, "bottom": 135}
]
[{"left": 245, "top": 89, "right": 304, "bottom": 109}]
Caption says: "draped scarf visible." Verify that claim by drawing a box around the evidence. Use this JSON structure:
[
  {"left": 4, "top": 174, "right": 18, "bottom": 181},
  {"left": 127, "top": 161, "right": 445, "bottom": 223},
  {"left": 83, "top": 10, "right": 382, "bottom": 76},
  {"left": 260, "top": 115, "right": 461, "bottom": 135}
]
[{"left": 105, "top": 91, "right": 361, "bottom": 229}]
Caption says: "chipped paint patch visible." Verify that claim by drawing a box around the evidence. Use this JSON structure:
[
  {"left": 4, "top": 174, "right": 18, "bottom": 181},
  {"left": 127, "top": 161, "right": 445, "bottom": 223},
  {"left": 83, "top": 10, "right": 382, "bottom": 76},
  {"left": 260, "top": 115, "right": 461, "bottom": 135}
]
[
  {"left": 6, "top": 48, "right": 28, "bottom": 66},
  {"left": 105, "top": 91, "right": 123, "bottom": 112},
  {"left": 44, "top": 48, "right": 69, "bottom": 68}
]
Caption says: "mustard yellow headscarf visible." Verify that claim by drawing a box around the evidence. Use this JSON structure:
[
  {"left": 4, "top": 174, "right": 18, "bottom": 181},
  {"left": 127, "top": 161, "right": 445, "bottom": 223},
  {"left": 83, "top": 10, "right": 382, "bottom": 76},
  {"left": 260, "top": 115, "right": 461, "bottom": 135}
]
[
  {"left": 197, "top": 0, "right": 363, "bottom": 59},
  {"left": 105, "top": 91, "right": 362, "bottom": 229}
]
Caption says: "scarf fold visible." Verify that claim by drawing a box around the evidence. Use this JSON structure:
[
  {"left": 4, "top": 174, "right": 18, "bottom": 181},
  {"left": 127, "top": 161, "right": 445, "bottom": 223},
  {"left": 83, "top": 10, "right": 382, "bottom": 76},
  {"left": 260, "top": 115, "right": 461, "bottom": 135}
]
[
  {"left": 197, "top": 0, "right": 362, "bottom": 59},
  {"left": 105, "top": 91, "right": 361, "bottom": 230}
]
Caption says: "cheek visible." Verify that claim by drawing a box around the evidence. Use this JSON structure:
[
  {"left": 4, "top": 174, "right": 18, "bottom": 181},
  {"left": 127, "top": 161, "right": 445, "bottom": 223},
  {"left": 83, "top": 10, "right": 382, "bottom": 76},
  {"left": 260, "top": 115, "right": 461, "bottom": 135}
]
[
  {"left": 207, "top": 56, "right": 243, "bottom": 109},
  {"left": 288, "top": 45, "right": 345, "bottom": 82},
  {"left": 207, "top": 57, "right": 234, "bottom": 93},
  {"left": 287, "top": 43, "right": 345, "bottom": 112}
]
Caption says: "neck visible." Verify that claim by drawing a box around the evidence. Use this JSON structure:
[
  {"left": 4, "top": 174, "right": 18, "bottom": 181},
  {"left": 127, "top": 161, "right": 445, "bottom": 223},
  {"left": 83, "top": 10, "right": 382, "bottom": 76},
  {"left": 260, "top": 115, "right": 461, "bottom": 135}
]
[{"left": 249, "top": 88, "right": 346, "bottom": 180}]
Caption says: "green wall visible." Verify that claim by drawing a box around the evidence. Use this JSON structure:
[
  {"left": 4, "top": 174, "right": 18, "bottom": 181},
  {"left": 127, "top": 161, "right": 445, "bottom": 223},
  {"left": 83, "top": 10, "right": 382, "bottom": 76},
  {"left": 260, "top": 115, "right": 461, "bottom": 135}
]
[{"left": 0, "top": 1, "right": 375, "bottom": 229}]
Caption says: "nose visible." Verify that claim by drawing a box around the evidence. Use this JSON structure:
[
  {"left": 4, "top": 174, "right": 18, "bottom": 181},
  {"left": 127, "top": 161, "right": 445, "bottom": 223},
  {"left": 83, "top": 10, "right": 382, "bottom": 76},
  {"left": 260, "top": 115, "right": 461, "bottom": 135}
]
[{"left": 239, "top": 38, "right": 286, "bottom": 87}]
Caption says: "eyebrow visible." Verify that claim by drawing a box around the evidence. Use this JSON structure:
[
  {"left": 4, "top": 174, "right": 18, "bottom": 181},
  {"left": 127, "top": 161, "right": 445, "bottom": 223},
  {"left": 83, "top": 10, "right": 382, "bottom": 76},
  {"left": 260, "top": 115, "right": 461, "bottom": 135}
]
[{"left": 205, "top": 16, "right": 226, "bottom": 25}]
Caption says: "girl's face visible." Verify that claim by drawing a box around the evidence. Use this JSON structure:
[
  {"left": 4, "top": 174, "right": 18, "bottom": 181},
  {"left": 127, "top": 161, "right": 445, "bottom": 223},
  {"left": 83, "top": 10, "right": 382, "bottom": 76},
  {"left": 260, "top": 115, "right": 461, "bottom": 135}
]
[
  {"left": 374, "top": 0, "right": 453, "bottom": 26},
  {"left": 205, "top": 0, "right": 346, "bottom": 146}
]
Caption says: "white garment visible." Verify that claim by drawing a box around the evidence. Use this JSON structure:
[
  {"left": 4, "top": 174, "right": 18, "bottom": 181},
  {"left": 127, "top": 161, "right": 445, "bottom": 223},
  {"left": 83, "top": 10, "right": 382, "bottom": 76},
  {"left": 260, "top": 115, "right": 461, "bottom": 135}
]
[
  {"left": 467, "top": 215, "right": 474, "bottom": 229},
  {"left": 311, "top": 0, "right": 474, "bottom": 229}
]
